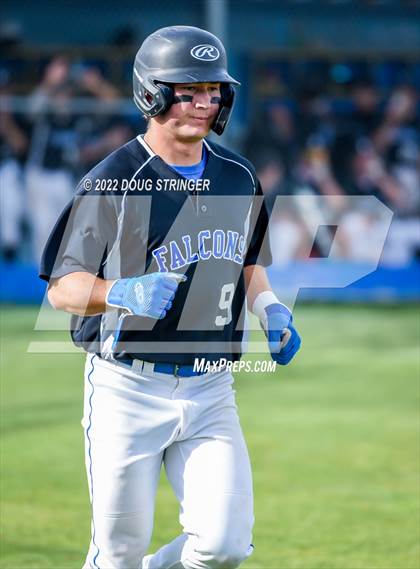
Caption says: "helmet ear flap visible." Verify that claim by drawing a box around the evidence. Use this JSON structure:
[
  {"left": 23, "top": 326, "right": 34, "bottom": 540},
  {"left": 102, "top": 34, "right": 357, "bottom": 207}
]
[
  {"left": 157, "top": 83, "right": 175, "bottom": 114},
  {"left": 212, "top": 83, "right": 236, "bottom": 136},
  {"left": 133, "top": 79, "right": 175, "bottom": 117}
]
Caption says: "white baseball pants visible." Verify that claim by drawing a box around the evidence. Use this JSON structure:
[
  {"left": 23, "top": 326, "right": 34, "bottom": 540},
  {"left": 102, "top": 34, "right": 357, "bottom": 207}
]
[
  {"left": 25, "top": 165, "right": 74, "bottom": 262},
  {"left": 82, "top": 355, "right": 254, "bottom": 569},
  {"left": 0, "top": 160, "right": 24, "bottom": 252}
]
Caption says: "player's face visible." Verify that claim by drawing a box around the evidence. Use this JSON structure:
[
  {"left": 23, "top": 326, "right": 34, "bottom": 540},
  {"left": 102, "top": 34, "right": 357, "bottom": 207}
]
[{"left": 159, "top": 82, "right": 221, "bottom": 141}]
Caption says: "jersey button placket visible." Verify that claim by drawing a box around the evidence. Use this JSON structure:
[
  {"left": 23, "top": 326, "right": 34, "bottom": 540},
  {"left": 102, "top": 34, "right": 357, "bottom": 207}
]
[{"left": 197, "top": 197, "right": 211, "bottom": 218}]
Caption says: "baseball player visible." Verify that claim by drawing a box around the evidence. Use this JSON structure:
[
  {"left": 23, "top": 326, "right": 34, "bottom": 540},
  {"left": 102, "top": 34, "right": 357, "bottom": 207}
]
[{"left": 40, "top": 26, "right": 301, "bottom": 569}]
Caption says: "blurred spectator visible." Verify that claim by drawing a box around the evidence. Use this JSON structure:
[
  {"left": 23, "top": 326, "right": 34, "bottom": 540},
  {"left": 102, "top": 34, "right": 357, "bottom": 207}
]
[
  {"left": 350, "top": 139, "right": 408, "bottom": 212},
  {"left": 0, "top": 70, "right": 28, "bottom": 261},
  {"left": 244, "top": 102, "right": 298, "bottom": 176},
  {"left": 332, "top": 79, "right": 381, "bottom": 182},
  {"left": 373, "top": 86, "right": 419, "bottom": 214},
  {"left": 244, "top": 69, "right": 419, "bottom": 268},
  {"left": 337, "top": 198, "right": 420, "bottom": 267},
  {"left": 296, "top": 86, "right": 335, "bottom": 148},
  {"left": 269, "top": 204, "right": 313, "bottom": 266},
  {"left": 294, "top": 140, "right": 347, "bottom": 204},
  {"left": 255, "top": 152, "right": 313, "bottom": 265},
  {"left": 347, "top": 79, "right": 381, "bottom": 138},
  {"left": 25, "top": 77, "right": 79, "bottom": 262},
  {"left": 288, "top": 140, "right": 349, "bottom": 258},
  {"left": 25, "top": 57, "right": 133, "bottom": 261},
  {"left": 381, "top": 217, "right": 420, "bottom": 267},
  {"left": 27, "top": 55, "right": 71, "bottom": 115},
  {"left": 75, "top": 64, "right": 134, "bottom": 172},
  {"left": 254, "top": 152, "right": 288, "bottom": 206},
  {"left": 75, "top": 65, "right": 120, "bottom": 102},
  {"left": 338, "top": 202, "right": 394, "bottom": 263}
]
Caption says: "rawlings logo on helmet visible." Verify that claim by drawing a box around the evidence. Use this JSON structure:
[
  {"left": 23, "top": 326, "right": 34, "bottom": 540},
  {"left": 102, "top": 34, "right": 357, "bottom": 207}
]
[{"left": 190, "top": 44, "right": 220, "bottom": 61}]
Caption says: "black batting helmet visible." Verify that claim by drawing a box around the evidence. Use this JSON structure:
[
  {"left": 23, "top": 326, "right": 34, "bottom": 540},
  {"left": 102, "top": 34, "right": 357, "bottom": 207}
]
[{"left": 133, "top": 25, "right": 240, "bottom": 135}]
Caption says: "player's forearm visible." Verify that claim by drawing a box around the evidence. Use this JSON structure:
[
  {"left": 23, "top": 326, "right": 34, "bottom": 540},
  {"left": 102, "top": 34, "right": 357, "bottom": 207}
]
[
  {"left": 48, "top": 272, "right": 113, "bottom": 316},
  {"left": 243, "top": 265, "right": 273, "bottom": 309}
]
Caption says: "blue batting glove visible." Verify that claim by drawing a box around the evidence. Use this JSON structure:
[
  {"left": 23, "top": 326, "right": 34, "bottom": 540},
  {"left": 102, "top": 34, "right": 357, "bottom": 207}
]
[
  {"left": 106, "top": 272, "right": 187, "bottom": 319},
  {"left": 264, "top": 303, "right": 301, "bottom": 365}
]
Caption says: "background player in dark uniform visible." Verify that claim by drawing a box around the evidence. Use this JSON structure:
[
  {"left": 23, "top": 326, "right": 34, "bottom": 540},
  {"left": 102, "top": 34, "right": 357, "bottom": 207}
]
[{"left": 40, "top": 26, "right": 301, "bottom": 569}]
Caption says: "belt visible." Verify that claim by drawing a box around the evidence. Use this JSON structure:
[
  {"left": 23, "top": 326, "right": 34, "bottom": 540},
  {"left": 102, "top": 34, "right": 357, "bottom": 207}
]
[{"left": 117, "top": 357, "right": 206, "bottom": 377}]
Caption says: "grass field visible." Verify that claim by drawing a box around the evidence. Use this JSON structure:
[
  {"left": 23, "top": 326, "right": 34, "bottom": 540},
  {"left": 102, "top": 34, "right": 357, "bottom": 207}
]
[{"left": 1, "top": 305, "right": 419, "bottom": 569}]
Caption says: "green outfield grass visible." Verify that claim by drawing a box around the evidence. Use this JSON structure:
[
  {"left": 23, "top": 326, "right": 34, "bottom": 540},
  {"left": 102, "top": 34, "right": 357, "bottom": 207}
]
[{"left": 1, "top": 305, "right": 419, "bottom": 569}]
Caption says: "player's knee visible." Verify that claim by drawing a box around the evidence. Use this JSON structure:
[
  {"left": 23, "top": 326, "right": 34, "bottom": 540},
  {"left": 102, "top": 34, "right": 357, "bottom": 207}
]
[
  {"left": 208, "top": 547, "right": 249, "bottom": 568},
  {"left": 188, "top": 536, "right": 251, "bottom": 569},
  {"left": 210, "top": 549, "right": 248, "bottom": 569}
]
